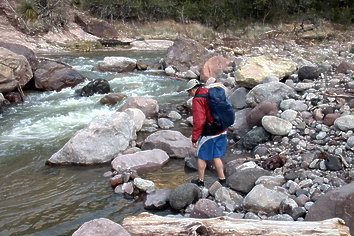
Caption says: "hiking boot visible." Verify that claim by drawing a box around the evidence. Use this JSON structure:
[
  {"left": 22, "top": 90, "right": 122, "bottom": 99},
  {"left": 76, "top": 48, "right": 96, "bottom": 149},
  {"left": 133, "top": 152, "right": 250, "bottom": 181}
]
[
  {"left": 191, "top": 179, "right": 204, "bottom": 187},
  {"left": 218, "top": 178, "right": 227, "bottom": 187}
]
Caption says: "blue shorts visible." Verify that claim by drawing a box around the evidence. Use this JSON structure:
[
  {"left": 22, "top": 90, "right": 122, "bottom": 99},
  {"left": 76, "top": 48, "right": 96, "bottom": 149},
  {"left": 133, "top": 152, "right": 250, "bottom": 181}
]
[{"left": 196, "top": 132, "right": 227, "bottom": 161}]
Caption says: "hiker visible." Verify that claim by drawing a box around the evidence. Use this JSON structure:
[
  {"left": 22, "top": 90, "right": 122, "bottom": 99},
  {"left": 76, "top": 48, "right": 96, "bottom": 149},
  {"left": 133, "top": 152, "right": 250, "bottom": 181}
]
[{"left": 185, "top": 79, "right": 227, "bottom": 187}]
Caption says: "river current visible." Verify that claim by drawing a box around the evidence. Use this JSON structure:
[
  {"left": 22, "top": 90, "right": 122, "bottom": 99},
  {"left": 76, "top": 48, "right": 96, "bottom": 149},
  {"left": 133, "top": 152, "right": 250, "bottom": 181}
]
[{"left": 0, "top": 50, "right": 201, "bottom": 235}]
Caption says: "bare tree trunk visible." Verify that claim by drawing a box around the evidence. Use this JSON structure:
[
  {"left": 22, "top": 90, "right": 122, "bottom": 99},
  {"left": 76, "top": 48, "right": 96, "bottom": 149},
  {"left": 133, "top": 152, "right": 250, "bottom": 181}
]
[{"left": 122, "top": 213, "right": 351, "bottom": 236}]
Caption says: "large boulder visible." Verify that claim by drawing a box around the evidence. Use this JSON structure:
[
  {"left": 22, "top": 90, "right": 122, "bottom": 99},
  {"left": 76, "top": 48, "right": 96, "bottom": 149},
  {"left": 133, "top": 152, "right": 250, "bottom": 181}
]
[
  {"left": 247, "top": 101, "right": 279, "bottom": 126},
  {"left": 74, "top": 12, "right": 118, "bottom": 39},
  {"left": 72, "top": 218, "right": 130, "bottom": 236},
  {"left": 163, "top": 38, "right": 214, "bottom": 72},
  {"left": 228, "top": 168, "right": 271, "bottom": 194},
  {"left": 144, "top": 189, "right": 171, "bottom": 210},
  {"left": 111, "top": 149, "right": 169, "bottom": 173},
  {"left": 200, "top": 56, "right": 232, "bottom": 82},
  {"left": 119, "top": 97, "right": 159, "bottom": 118},
  {"left": 305, "top": 181, "right": 354, "bottom": 235},
  {"left": 0, "top": 42, "right": 38, "bottom": 70},
  {"left": 245, "top": 81, "right": 296, "bottom": 107},
  {"left": 243, "top": 184, "right": 289, "bottom": 213},
  {"left": 0, "top": 47, "right": 33, "bottom": 93},
  {"left": 34, "top": 60, "right": 85, "bottom": 91},
  {"left": 94, "top": 57, "right": 137, "bottom": 73},
  {"left": 234, "top": 56, "right": 297, "bottom": 88},
  {"left": 47, "top": 112, "right": 136, "bottom": 165},
  {"left": 142, "top": 130, "right": 195, "bottom": 158}
]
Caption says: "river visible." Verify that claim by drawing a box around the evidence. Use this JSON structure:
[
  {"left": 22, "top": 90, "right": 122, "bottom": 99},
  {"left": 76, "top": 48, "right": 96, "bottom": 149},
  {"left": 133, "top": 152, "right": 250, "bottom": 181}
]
[{"left": 0, "top": 50, "right": 204, "bottom": 235}]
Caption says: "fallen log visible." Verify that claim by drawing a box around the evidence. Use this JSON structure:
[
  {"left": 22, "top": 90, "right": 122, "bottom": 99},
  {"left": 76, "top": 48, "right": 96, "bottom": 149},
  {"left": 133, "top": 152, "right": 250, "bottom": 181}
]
[{"left": 122, "top": 213, "right": 350, "bottom": 236}]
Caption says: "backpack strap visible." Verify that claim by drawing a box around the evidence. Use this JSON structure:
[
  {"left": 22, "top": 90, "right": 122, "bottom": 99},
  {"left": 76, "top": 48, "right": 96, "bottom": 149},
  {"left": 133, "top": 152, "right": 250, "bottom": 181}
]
[{"left": 194, "top": 94, "right": 208, "bottom": 98}]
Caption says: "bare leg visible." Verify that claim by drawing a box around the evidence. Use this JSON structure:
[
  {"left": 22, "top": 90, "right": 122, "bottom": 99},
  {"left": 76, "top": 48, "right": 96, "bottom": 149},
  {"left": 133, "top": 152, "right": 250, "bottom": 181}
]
[
  {"left": 197, "top": 158, "right": 207, "bottom": 181},
  {"left": 213, "top": 157, "right": 225, "bottom": 180}
]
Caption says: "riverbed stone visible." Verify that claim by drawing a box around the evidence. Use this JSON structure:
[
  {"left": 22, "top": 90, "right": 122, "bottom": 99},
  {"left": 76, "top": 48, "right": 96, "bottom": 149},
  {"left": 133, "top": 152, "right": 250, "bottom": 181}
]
[
  {"left": 119, "top": 96, "right": 159, "bottom": 118},
  {"left": 142, "top": 130, "right": 195, "bottom": 158},
  {"left": 190, "top": 199, "right": 223, "bottom": 218},
  {"left": 245, "top": 81, "right": 296, "bottom": 107},
  {"left": 72, "top": 218, "right": 130, "bottom": 236},
  {"left": 200, "top": 56, "right": 231, "bottom": 82},
  {"left": 0, "top": 47, "right": 33, "bottom": 93},
  {"left": 34, "top": 60, "right": 85, "bottom": 92},
  {"left": 243, "top": 184, "right": 289, "bottom": 213},
  {"left": 234, "top": 55, "right": 297, "bottom": 88},
  {"left": 164, "top": 38, "right": 214, "bottom": 73},
  {"left": 228, "top": 168, "right": 271, "bottom": 194},
  {"left": 111, "top": 149, "right": 169, "bottom": 173},
  {"left": 305, "top": 181, "right": 354, "bottom": 235},
  {"left": 100, "top": 93, "right": 127, "bottom": 105},
  {"left": 262, "top": 116, "right": 293, "bottom": 136},
  {"left": 247, "top": 101, "right": 278, "bottom": 126},
  {"left": 144, "top": 189, "right": 171, "bottom": 210},
  {"left": 47, "top": 112, "right": 136, "bottom": 165},
  {"left": 76, "top": 79, "right": 110, "bottom": 97},
  {"left": 94, "top": 56, "right": 137, "bottom": 72},
  {"left": 123, "top": 108, "right": 145, "bottom": 132},
  {"left": 169, "top": 183, "right": 202, "bottom": 210},
  {"left": 334, "top": 115, "right": 354, "bottom": 131}
]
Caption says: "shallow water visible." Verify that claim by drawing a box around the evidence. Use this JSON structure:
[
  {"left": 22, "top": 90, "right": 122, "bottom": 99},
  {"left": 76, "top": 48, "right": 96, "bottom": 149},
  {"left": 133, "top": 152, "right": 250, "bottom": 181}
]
[{"left": 0, "top": 50, "right": 215, "bottom": 235}]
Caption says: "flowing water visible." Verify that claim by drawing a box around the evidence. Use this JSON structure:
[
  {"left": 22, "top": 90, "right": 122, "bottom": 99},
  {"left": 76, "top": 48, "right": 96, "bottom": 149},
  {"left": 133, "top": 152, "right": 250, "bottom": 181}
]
[{"left": 0, "top": 50, "right": 210, "bottom": 235}]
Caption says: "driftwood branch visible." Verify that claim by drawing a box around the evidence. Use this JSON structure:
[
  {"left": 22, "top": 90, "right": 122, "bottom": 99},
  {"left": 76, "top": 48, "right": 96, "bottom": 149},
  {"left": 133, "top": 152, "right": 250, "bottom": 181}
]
[{"left": 122, "top": 213, "right": 350, "bottom": 236}]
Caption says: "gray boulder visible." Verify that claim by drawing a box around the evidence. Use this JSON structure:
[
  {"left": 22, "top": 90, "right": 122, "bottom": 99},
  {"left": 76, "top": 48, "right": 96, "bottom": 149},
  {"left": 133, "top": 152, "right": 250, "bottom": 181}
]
[
  {"left": 245, "top": 81, "right": 296, "bottom": 107},
  {"left": 111, "top": 149, "right": 169, "bottom": 173},
  {"left": 47, "top": 112, "right": 136, "bottom": 165},
  {"left": 142, "top": 130, "right": 195, "bottom": 158},
  {"left": 228, "top": 168, "right": 271, "bottom": 194},
  {"left": 94, "top": 57, "right": 137, "bottom": 73},
  {"left": 243, "top": 184, "right": 289, "bottom": 213},
  {"left": 169, "top": 183, "right": 202, "bottom": 210}
]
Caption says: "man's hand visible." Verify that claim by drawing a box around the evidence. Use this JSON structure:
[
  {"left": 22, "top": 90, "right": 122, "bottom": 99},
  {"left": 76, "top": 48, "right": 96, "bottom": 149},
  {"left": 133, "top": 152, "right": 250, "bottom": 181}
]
[{"left": 192, "top": 142, "right": 197, "bottom": 148}]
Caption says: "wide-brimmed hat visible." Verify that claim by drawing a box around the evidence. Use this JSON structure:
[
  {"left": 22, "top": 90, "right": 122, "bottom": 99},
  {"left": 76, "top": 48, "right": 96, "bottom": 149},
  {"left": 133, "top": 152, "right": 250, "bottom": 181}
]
[{"left": 184, "top": 79, "right": 201, "bottom": 91}]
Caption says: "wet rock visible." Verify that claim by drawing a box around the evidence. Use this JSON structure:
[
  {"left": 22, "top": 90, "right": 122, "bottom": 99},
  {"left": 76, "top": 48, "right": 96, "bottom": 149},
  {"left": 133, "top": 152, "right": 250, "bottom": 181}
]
[
  {"left": 136, "top": 60, "right": 148, "bottom": 70},
  {"left": 76, "top": 79, "right": 110, "bottom": 97},
  {"left": 99, "top": 93, "right": 127, "bottom": 105},
  {"left": 94, "top": 57, "right": 137, "bottom": 73},
  {"left": 0, "top": 42, "right": 38, "bottom": 70},
  {"left": 157, "top": 118, "right": 174, "bottom": 129},
  {"left": 133, "top": 178, "right": 155, "bottom": 192}
]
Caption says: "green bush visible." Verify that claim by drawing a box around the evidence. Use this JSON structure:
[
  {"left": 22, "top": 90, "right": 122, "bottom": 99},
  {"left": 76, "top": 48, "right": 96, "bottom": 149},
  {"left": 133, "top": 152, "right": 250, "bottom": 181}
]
[{"left": 19, "top": 0, "right": 38, "bottom": 21}]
